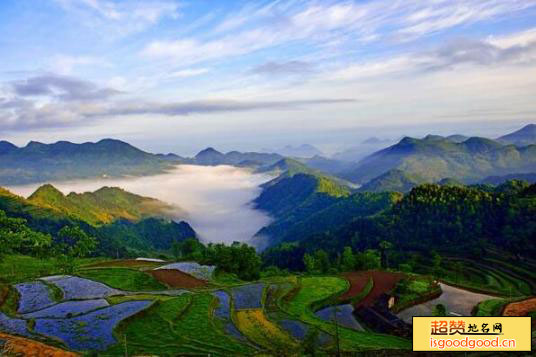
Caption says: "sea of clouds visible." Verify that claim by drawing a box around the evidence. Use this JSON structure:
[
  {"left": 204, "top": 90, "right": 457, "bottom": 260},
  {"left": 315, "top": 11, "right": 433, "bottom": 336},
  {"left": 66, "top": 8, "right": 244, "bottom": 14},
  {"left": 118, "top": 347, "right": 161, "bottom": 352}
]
[{"left": 8, "top": 165, "right": 273, "bottom": 245}]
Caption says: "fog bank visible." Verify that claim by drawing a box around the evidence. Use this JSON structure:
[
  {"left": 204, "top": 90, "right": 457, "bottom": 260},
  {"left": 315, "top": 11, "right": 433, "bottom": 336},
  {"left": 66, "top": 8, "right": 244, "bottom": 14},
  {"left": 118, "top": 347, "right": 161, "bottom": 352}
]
[{"left": 7, "top": 165, "right": 273, "bottom": 246}]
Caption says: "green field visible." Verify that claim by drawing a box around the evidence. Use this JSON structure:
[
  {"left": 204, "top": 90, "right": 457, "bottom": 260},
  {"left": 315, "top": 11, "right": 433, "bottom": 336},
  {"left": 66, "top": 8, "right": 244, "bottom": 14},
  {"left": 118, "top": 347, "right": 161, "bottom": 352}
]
[
  {"left": 77, "top": 268, "right": 167, "bottom": 291},
  {"left": 281, "top": 276, "right": 411, "bottom": 352},
  {"left": 5, "top": 256, "right": 530, "bottom": 355},
  {"left": 107, "top": 293, "right": 255, "bottom": 356}
]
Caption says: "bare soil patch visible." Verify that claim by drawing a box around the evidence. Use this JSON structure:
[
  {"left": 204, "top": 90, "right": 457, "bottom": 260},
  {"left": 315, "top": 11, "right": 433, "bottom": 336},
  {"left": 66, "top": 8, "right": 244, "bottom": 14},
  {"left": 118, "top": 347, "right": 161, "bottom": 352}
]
[
  {"left": 342, "top": 271, "right": 405, "bottom": 308},
  {"left": 502, "top": 297, "right": 536, "bottom": 316},
  {"left": 149, "top": 269, "right": 207, "bottom": 289},
  {"left": 0, "top": 332, "right": 79, "bottom": 357}
]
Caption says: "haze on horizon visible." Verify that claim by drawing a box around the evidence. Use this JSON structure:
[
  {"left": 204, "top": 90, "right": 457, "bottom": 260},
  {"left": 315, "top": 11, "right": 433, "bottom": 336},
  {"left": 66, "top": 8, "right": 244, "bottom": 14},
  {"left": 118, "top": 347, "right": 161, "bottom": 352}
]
[
  {"left": 7, "top": 165, "right": 273, "bottom": 246},
  {"left": 1, "top": 0, "right": 536, "bottom": 155}
]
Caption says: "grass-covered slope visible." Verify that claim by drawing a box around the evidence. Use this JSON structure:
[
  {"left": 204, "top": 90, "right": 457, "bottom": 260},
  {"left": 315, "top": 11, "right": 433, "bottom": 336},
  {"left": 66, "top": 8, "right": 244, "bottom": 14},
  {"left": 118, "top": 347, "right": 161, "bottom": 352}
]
[{"left": 27, "top": 184, "right": 171, "bottom": 226}]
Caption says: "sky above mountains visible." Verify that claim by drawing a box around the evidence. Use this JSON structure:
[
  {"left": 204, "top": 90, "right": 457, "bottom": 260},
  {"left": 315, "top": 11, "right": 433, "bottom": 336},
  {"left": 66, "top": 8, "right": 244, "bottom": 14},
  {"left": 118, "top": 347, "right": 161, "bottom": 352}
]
[{"left": 1, "top": 0, "right": 536, "bottom": 154}]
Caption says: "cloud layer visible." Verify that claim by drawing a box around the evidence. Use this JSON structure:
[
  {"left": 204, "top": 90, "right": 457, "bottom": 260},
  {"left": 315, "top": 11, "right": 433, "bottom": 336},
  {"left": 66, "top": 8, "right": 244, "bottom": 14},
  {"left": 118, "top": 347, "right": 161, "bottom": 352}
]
[{"left": 8, "top": 165, "right": 273, "bottom": 246}]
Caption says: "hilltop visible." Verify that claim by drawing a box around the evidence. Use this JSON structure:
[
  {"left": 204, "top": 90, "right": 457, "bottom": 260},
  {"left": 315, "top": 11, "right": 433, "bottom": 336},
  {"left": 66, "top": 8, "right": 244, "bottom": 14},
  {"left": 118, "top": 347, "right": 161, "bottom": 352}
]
[{"left": 0, "top": 139, "right": 180, "bottom": 185}]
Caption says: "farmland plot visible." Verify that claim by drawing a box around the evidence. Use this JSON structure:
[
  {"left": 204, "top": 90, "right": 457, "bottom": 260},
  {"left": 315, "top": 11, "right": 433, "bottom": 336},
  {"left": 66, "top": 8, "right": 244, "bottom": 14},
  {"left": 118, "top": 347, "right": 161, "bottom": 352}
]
[
  {"left": 23, "top": 299, "right": 109, "bottom": 319},
  {"left": 77, "top": 268, "right": 166, "bottom": 291},
  {"left": 234, "top": 309, "right": 298, "bottom": 351},
  {"left": 0, "top": 312, "right": 30, "bottom": 337},
  {"left": 283, "top": 277, "right": 410, "bottom": 352},
  {"left": 41, "top": 276, "right": 121, "bottom": 300},
  {"left": 156, "top": 262, "right": 215, "bottom": 281},
  {"left": 33, "top": 300, "right": 152, "bottom": 351},
  {"left": 232, "top": 284, "right": 265, "bottom": 309},
  {"left": 315, "top": 304, "right": 364, "bottom": 331},
  {"left": 106, "top": 294, "right": 254, "bottom": 356},
  {"left": 15, "top": 282, "right": 55, "bottom": 313}
]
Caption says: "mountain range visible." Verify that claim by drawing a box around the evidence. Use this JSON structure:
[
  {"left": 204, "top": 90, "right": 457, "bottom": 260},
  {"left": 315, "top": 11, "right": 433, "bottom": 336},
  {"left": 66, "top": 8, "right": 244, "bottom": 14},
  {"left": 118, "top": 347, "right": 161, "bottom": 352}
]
[
  {"left": 0, "top": 139, "right": 179, "bottom": 185},
  {"left": 340, "top": 127, "right": 536, "bottom": 189}
]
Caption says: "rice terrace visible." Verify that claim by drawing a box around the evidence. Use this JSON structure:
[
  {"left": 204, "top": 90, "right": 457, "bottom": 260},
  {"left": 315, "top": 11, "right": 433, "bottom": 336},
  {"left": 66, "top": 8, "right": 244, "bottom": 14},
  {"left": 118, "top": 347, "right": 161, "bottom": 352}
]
[
  {"left": 1, "top": 0, "right": 536, "bottom": 355},
  {"left": 1, "top": 253, "right": 534, "bottom": 355}
]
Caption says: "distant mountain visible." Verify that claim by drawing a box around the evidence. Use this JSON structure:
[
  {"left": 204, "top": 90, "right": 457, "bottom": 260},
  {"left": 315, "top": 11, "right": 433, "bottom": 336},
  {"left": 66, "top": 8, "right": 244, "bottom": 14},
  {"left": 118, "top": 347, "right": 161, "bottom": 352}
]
[
  {"left": 340, "top": 133, "right": 536, "bottom": 185},
  {"left": 0, "top": 139, "right": 179, "bottom": 185},
  {"left": 332, "top": 138, "right": 394, "bottom": 163},
  {"left": 156, "top": 153, "right": 185, "bottom": 161},
  {"left": 498, "top": 124, "right": 536, "bottom": 146},
  {"left": 446, "top": 134, "right": 469, "bottom": 143},
  {"left": 358, "top": 169, "right": 425, "bottom": 193},
  {"left": 300, "top": 156, "right": 353, "bottom": 176},
  {"left": 479, "top": 173, "right": 536, "bottom": 185},
  {"left": 362, "top": 137, "right": 388, "bottom": 145},
  {"left": 256, "top": 158, "right": 316, "bottom": 177},
  {"left": 27, "top": 184, "right": 172, "bottom": 226},
  {"left": 0, "top": 140, "right": 17, "bottom": 154},
  {"left": 437, "top": 177, "right": 465, "bottom": 187},
  {"left": 276, "top": 144, "right": 324, "bottom": 158},
  {"left": 193, "top": 147, "right": 282, "bottom": 167},
  {"left": 0, "top": 186, "right": 195, "bottom": 255}
]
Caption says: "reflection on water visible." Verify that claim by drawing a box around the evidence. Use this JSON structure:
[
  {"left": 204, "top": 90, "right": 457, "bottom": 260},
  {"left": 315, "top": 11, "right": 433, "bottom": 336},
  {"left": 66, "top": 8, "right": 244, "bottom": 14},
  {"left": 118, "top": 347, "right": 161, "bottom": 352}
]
[
  {"left": 315, "top": 304, "right": 364, "bottom": 331},
  {"left": 397, "top": 283, "right": 495, "bottom": 324}
]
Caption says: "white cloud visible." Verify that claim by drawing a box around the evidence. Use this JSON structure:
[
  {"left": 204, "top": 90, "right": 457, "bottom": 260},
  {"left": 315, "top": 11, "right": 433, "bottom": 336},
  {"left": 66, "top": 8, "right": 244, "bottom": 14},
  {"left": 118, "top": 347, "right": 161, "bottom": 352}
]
[
  {"left": 49, "top": 55, "right": 109, "bottom": 75},
  {"left": 169, "top": 68, "right": 210, "bottom": 78},
  {"left": 140, "top": 0, "right": 536, "bottom": 66},
  {"left": 55, "top": 0, "right": 180, "bottom": 37}
]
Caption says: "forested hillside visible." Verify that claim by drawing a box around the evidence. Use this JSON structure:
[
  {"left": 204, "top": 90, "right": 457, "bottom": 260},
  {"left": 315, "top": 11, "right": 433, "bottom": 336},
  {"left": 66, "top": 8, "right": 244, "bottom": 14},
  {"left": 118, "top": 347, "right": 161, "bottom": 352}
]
[
  {"left": 0, "top": 186, "right": 196, "bottom": 257},
  {"left": 263, "top": 181, "right": 536, "bottom": 270}
]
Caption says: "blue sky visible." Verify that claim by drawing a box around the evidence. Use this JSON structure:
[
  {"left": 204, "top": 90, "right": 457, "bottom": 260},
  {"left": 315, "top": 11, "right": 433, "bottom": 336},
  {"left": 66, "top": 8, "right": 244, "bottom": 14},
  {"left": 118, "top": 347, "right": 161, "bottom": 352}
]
[{"left": 1, "top": 0, "right": 536, "bottom": 155}]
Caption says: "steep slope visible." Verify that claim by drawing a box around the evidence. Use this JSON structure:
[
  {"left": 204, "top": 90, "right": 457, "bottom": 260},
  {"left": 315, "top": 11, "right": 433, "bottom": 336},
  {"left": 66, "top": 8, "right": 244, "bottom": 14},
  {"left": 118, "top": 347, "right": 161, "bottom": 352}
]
[
  {"left": 498, "top": 124, "right": 536, "bottom": 146},
  {"left": 252, "top": 172, "right": 351, "bottom": 249},
  {"left": 340, "top": 134, "right": 536, "bottom": 184},
  {"left": 27, "top": 185, "right": 171, "bottom": 226},
  {"left": 0, "top": 139, "right": 179, "bottom": 185}
]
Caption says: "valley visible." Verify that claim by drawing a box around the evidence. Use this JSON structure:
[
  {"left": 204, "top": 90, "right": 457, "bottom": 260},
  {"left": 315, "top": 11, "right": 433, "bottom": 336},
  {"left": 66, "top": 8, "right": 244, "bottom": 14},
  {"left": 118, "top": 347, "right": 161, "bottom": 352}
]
[{"left": 0, "top": 125, "right": 535, "bottom": 355}]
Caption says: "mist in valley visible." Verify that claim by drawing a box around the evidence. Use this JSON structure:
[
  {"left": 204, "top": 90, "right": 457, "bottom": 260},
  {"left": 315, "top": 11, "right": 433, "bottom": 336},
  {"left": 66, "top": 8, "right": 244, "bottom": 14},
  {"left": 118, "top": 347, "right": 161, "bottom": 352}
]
[{"left": 7, "top": 165, "right": 273, "bottom": 246}]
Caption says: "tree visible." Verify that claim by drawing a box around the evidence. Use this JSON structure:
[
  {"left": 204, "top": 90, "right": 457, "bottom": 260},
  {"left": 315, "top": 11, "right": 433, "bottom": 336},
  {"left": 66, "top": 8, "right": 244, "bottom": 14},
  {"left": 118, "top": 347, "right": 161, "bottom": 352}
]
[
  {"left": 171, "top": 240, "right": 182, "bottom": 260},
  {"left": 303, "top": 253, "right": 316, "bottom": 274},
  {"left": 340, "top": 246, "right": 355, "bottom": 272},
  {"left": 433, "top": 303, "right": 447, "bottom": 316},
  {"left": 57, "top": 226, "right": 97, "bottom": 258},
  {"left": 431, "top": 251, "right": 442, "bottom": 278},
  {"left": 379, "top": 240, "right": 393, "bottom": 269},
  {"left": 314, "top": 249, "right": 330, "bottom": 273},
  {"left": 355, "top": 249, "right": 381, "bottom": 270},
  {"left": 0, "top": 210, "right": 51, "bottom": 261}
]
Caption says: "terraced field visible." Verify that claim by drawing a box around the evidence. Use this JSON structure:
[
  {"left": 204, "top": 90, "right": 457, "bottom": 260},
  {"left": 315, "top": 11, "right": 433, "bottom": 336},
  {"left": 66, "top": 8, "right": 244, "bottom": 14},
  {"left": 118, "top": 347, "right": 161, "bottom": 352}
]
[
  {"left": 15, "top": 258, "right": 530, "bottom": 354},
  {"left": 441, "top": 258, "right": 533, "bottom": 297},
  {"left": 281, "top": 276, "right": 411, "bottom": 352}
]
